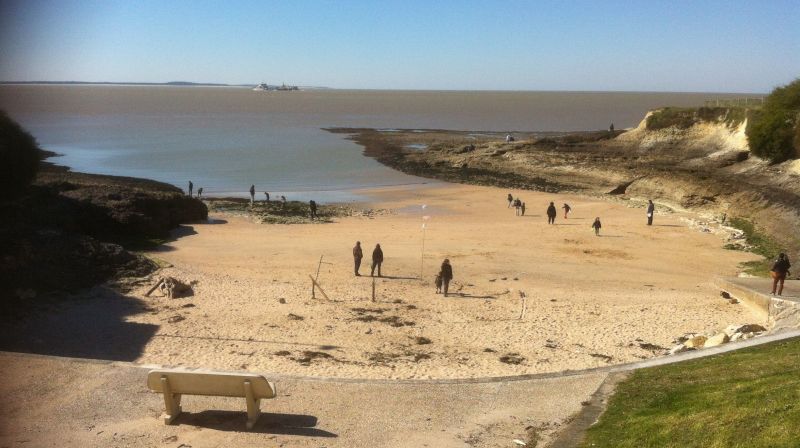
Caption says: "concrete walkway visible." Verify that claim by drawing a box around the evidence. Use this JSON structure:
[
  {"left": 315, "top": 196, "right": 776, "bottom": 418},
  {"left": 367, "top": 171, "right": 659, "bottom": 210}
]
[
  {"left": 0, "top": 352, "right": 605, "bottom": 448},
  {"left": 3, "top": 329, "right": 800, "bottom": 448}
]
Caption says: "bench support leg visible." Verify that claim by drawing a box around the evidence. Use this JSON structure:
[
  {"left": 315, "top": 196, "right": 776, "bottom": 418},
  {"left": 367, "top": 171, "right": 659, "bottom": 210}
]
[
  {"left": 243, "top": 380, "right": 261, "bottom": 430},
  {"left": 160, "top": 377, "right": 182, "bottom": 425}
]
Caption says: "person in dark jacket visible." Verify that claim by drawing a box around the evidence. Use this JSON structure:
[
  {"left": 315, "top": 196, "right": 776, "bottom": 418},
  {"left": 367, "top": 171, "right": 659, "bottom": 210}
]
[
  {"left": 771, "top": 253, "right": 791, "bottom": 296},
  {"left": 371, "top": 243, "right": 384, "bottom": 277},
  {"left": 264, "top": 191, "right": 270, "bottom": 202},
  {"left": 188, "top": 180, "right": 193, "bottom": 197},
  {"left": 646, "top": 200, "right": 655, "bottom": 225},
  {"left": 592, "top": 217, "right": 602, "bottom": 236},
  {"left": 507, "top": 193, "right": 513, "bottom": 208},
  {"left": 546, "top": 202, "right": 557, "bottom": 224},
  {"left": 521, "top": 202, "right": 526, "bottom": 216},
  {"left": 249, "top": 184, "right": 256, "bottom": 205},
  {"left": 440, "top": 259, "right": 453, "bottom": 296},
  {"left": 197, "top": 187, "right": 203, "bottom": 199},
  {"left": 309, "top": 200, "right": 318, "bottom": 219},
  {"left": 353, "top": 241, "right": 363, "bottom": 276}
]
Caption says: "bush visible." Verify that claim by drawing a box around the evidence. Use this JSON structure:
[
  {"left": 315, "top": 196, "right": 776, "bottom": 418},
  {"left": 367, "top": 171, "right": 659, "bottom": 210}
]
[
  {"left": 645, "top": 107, "right": 746, "bottom": 130},
  {"left": 746, "top": 78, "right": 800, "bottom": 163},
  {"left": 0, "top": 111, "right": 41, "bottom": 198}
]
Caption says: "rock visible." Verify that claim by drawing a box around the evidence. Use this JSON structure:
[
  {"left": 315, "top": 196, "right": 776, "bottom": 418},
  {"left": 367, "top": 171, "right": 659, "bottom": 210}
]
[
  {"left": 167, "top": 315, "right": 185, "bottom": 323},
  {"left": 278, "top": 298, "right": 286, "bottom": 304},
  {"left": 721, "top": 291, "right": 731, "bottom": 299},
  {"left": 735, "top": 324, "right": 767, "bottom": 334},
  {"left": 704, "top": 332, "right": 730, "bottom": 348},
  {"left": 669, "top": 344, "right": 695, "bottom": 355},
  {"left": 729, "top": 298, "right": 739, "bottom": 304},
  {"left": 742, "top": 332, "right": 755, "bottom": 340},
  {"left": 730, "top": 332, "right": 744, "bottom": 342},
  {"left": 684, "top": 335, "right": 707, "bottom": 348}
]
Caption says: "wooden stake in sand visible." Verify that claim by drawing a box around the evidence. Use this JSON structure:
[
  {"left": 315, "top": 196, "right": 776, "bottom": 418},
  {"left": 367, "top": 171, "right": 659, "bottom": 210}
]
[
  {"left": 371, "top": 276, "right": 376, "bottom": 302},
  {"left": 309, "top": 275, "right": 330, "bottom": 300},
  {"left": 518, "top": 290, "right": 528, "bottom": 320}
]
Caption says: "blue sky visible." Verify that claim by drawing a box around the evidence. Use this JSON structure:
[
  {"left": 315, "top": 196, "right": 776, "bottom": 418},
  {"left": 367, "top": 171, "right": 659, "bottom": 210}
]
[{"left": 0, "top": 0, "right": 797, "bottom": 92}]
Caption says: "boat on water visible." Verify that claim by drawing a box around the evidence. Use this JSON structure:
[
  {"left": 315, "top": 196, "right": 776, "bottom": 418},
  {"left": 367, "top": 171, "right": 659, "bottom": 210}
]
[{"left": 252, "top": 83, "right": 299, "bottom": 91}]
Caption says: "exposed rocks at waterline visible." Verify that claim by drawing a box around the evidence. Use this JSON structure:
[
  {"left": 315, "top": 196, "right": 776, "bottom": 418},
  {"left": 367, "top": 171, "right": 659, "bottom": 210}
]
[
  {"left": 669, "top": 323, "right": 768, "bottom": 354},
  {"left": 1, "top": 159, "right": 208, "bottom": 307}
]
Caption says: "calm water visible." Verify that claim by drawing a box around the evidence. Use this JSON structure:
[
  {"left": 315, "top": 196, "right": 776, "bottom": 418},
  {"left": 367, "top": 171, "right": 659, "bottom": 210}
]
[{"left": 0, "top": 85, "right": 759, "bottom": 202}]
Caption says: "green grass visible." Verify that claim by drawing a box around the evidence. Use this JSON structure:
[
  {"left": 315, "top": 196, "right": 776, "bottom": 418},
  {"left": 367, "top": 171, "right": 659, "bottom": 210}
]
[
  {"left": 579, "top": 337, "right": 800, "bottom": 448},
  {"left": 645, "top": 107, "right": 748, "bottom": 130},
  {"left": 727, "top": 217, "right": 783, "bottom": 277}
]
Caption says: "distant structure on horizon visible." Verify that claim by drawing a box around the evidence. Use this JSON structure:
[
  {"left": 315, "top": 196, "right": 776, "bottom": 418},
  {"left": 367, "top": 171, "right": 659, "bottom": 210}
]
[{"left": 253, "top": 82, "right": 299, "bottom": 91}]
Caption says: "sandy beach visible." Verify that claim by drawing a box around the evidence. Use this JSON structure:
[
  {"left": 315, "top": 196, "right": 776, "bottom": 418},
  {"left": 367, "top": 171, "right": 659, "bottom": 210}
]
[{"left": 77, "top": 182, "right": 758, "bottom": 380}]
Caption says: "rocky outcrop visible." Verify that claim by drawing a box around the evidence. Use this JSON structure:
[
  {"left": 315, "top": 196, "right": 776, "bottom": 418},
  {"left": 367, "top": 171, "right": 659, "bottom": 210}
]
[{"left": 1, "top": 162, "right": 208, "bottom": 309}]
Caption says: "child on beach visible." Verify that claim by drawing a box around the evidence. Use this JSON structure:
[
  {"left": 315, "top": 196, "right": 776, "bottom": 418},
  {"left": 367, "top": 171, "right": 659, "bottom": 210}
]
[
  {"left": 563, "top": 203, "right": 571, "bottom": 219},
  {"left": 435, "top": 272, "right": 443, "bottom": 293},
  {"left": 592, "top": 217, "right": 602, "bottom": 236},
  {"left": 521, "top": 202, "right": 526, "bottom": 216}
]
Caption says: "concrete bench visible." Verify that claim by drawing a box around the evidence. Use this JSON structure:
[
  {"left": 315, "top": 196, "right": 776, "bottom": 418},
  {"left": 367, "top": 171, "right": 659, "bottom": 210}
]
[{"left": 147, "top": 369, "right": 276, "bottom": 429}]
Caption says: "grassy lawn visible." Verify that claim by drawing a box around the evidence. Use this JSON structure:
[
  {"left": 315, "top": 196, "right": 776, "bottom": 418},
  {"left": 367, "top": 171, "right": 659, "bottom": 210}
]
[{"left": 579, "top": 337, "right": 800, "bottom": 448}]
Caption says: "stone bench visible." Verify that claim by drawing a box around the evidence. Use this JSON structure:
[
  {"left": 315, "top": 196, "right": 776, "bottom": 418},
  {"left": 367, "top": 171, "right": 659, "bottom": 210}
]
[{"left": 147, "top": 369, "right": 276, "bottom": 429}]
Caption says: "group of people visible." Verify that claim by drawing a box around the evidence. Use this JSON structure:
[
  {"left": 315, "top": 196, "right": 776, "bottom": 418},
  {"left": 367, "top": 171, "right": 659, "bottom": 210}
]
[
  {"left": 352, "top": 241, "right": 383, "bottom": 277},
  {"left": 187, "top": 181, "right": 203, "bottom": 199},
  {"left": 507, "top": 194, "right": 526, "bottom": 216},
  {"left": 351, "top": 242, "right": 455, "bottom": 296}
]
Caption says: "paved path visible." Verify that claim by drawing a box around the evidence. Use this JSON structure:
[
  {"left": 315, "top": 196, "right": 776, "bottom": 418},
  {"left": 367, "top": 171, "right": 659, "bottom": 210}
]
[
  {"left": 0, "top": 352, "right": 604, "bottom": 448},
  {"left": 3, "top": 331, "right": 799, "bottom": 448}
]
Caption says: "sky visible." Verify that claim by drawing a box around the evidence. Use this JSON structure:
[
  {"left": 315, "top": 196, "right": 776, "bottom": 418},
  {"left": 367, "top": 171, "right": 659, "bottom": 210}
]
[{"left": 0, "top": 0, "right": 798, "bottom": 92}]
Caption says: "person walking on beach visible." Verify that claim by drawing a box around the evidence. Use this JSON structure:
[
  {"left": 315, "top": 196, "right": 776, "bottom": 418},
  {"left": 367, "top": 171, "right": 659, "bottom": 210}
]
[
  {"left": 371, "top": 243, "right": 384, "bottom": 277},
  {"left": 249, "top": 184, "right": 256, "bottom": 205},
  {"left": 562, "top": 203, "right": 571, "bottom": 219},
  {"left": 592, "top": 217, "right": 602, "bottom": 236},
  {"left": 514, "top": 198, "right": 522, "bottom": 216},
  {"left": 521, "top": 202, "right": 526, "bottom": 216},
  {"left": 770, "top": 253, "right": 791, "bottom": 296},
  {"left": 188, "top": 181, "right": 193, "bottom": 197},
  {"left": 547, "top": 202, "right": 557, "bottom": 224},
  {"left": 434, "top": 271, "right": 443, "bottom": 294},
  {"left": 507, "top": 193, "right": 513, "bottom": 208},
  {"left": 646, "top": 200, "right": 655, "bottom": 226},
  {"left": 197, "top": 187, "right": 203, "bottom": 199},
  {"left": 309, "top": 200, "right": 318, "bottom": 220},
  {"left": 353, "top": 241, "right": 363, "bottom": 276},
  {"left": 264, "top": 192, "right": 270, "bottom": 202},
  {"left": 440, "top": 259, "right": 453, "bottom": 296}
]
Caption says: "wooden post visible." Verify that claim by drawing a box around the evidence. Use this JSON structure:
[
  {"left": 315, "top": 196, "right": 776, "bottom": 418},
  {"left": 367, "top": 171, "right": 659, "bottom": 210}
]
[
  {"left": 518, "top": 291, "right": 528, "bottom": 320},
  {"left": 243, "top": 380, "right": 261, "bottom": 430},
  {"left": 309, "top": 275, "right": 330, "bottom": 300},
  {"left": 371, "top": 276, "right": 376, "bottom": 302}
]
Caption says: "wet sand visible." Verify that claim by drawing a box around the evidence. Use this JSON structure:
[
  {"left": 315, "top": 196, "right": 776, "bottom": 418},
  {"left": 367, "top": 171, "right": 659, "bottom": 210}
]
[{"left": 108, "top": 183, "right": 762, "bottom": 379}]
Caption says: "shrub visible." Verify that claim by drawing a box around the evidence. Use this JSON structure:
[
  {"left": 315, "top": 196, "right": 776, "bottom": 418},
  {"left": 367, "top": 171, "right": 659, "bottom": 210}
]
[
  {"left": 645, "top": 107, "right": 746, "bottom": 131},
  {"left": 0, "top": 111, "right": 41, "bottom": 198},
  {"left": 746, "top": 78, "right": 800, "bottom": 163}
]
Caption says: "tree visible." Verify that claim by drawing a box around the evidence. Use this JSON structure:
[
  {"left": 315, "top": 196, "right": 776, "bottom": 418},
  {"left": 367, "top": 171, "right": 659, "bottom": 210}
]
[
  {"left": 746, "top": 78, "right": 800, "bottom": 163},
  {"left": 0, "top": 111, "right": 41, "bottom": 198}
]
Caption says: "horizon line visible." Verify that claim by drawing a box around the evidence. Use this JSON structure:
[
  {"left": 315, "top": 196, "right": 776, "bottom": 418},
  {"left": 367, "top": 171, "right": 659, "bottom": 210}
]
[{"left": 0, "top": 81, "right": 768, "bottom": 95}]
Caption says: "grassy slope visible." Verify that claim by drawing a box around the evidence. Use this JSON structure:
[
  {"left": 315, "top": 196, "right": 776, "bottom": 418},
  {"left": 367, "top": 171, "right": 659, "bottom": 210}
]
[{"left": 579, "top": 337, "right": 800, "bottom": 448}]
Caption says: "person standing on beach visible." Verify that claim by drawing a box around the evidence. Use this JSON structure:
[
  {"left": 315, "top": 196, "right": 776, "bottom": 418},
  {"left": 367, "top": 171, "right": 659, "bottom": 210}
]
[
  {"left": 609, "top": 123, "right": 615, "bottom": 133},
  {"left": 353, "top": 241, "right": 363, "bottom": 276},
  {"left": 507, "top": 193, "right": 513, "bottom": 208},
  {"left": 281, "top": 195, "right": 287, "bottom": 208},
  {"left": 249, "top": 184, "right": 256, "bottom": 205},
  {"left": 188, "top": 181, "right": 193, "bottom": 197},
  {"left": 646, "top": 200, "right": 655, "bottom": 226},
  {"left": 264, "top": 192, "right": 270, "bottom": 202},
  {"left": 521, "top": 202, "right": 526, "bottom": 216},
  {"left": 371, "top": 243, "right": 384, "bottom": 277},
  {"left": 562, "top": 203, "right": 571, "bottom": 219},
  {"left": 547, "top": 202, "right": 557, "bottom": 224},
  {"left": 309, "top": 200, "right": 318, "bottom": 219},
  {"left": 440, "top": 259, "right": 453, "bottom": 296},
  {"left": 197, "top": 187, "right": 203, "bottom": 199},
  {"left": 514, "top": 198, "right": 522, "bottom": 216},
  {"left": 434, "top": 271, "right": 443, "bottom": 294},
  {"left": 592, "top": 217, "right": 602, "bottom": 236},
  {"left": 770, "top": 253, "right": 791, "bottom": 296}
]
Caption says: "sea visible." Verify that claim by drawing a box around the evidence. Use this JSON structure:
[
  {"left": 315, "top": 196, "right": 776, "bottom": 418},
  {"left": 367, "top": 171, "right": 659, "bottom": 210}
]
[{"left": 0, "top": 85, "right": 761, "bottom": 202}]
